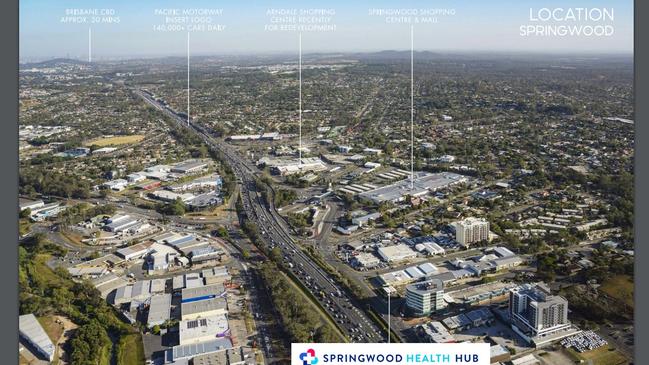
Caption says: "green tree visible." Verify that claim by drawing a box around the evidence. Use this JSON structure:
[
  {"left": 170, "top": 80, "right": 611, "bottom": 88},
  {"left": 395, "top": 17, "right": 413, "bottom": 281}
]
[{"left": 19, "top": 208, "right": 31, "bottom": 219}]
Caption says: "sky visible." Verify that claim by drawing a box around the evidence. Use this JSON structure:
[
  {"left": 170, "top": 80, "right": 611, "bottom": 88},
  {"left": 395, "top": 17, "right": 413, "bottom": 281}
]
[{"left": 19, "top": 0, "right": 634, "bottom": 61}]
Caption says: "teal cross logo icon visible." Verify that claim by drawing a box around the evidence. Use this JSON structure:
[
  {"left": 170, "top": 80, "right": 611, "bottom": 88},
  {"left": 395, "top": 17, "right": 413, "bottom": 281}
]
[{"left": 299, "top": 348, "right": 318, "bottom": 365}]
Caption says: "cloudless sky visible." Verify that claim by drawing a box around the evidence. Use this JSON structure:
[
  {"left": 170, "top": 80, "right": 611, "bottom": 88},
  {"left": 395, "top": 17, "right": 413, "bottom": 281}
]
[{"left": 19, "top": 0, "right": 633, "bottom": 61}]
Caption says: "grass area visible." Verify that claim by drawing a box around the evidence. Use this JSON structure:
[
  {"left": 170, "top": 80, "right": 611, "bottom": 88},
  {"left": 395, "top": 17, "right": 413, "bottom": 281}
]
[
  {"left": 599, "top": 275, "right": 634, "bottom": 308},
  {"left": 255, "top": 351, "right": 265, "bottom": 364},
  {"left": 566, "top": 346, "right": 629, "bottom": 365},
  {"left": 280, "top": 271, "right": 347, "bottom": 342},
  {"left": 37, "top": 316, "right": 64, "bottom": 343},
  {"left": 243, "top": 308, "right": 254, "bottom": 334},
  {"left": 18, "top": 354, "right": 30, "bottom": 365},
  {"left": 85, "top": 134, "right": 145, "bottom": 147},
  {"left": 59, "top": 231, "right": 86, "bottom": 247},
  {"left": 29, "top": 254, "right": 66, "bottom": 287},
  {"left": 186, "top": 203, "right": 231, "bottom": 217},
  {"left": 19, "top": 219, "right": 31, "bottom": 236},
  {"left": 116, "top": 333, "right": 145, "bottom": 365},
  {"left": 98, "top": 344, "right": 111, "bottom": 365}
]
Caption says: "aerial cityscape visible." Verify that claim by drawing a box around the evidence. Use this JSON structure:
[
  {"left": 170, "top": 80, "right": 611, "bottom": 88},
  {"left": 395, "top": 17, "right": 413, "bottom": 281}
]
[{"left": 18, "top": 2, "right": 634, "bottom": 365}]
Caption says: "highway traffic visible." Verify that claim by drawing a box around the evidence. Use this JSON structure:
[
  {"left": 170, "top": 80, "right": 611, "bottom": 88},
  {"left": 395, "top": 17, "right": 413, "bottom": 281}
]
[{"left": 135, "top": 89, "right": 387, "bottom": 342}]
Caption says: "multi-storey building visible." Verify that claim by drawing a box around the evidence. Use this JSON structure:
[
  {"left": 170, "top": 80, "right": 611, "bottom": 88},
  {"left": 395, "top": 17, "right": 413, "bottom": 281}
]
[
  {"left": 453, "top": 217, "right": 490, "bottom": 246},
  {"left": 509, "top": 283, "right": 571, "bottom": 343},
  {"left": 405, "top": 278, "right": 445, "bottom": 316}
]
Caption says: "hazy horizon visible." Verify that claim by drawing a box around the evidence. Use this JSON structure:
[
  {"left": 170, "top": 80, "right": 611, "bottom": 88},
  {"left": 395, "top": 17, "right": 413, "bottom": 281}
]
[
  {"left": 20, "top": 0, "right": 633, "bottom": 62},
  {"left": 19, "top": 49, "right": 635, "bottom": 65}
]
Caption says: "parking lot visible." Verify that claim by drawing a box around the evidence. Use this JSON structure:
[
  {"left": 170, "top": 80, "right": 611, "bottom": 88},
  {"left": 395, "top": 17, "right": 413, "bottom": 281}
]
[{"left": 453, "top": 318, "right": 532, "bottom": 354}]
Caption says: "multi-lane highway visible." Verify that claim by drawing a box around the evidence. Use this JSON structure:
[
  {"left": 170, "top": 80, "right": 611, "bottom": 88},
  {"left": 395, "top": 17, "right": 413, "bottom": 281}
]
[{"left": 135, "top": 89, "right": 387, "bottom": 342}]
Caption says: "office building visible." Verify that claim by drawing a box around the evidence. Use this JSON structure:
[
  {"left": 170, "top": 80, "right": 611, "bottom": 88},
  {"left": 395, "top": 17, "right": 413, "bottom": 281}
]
[{"left": 405, "top": 278, "right": 444, "bottom": 316}]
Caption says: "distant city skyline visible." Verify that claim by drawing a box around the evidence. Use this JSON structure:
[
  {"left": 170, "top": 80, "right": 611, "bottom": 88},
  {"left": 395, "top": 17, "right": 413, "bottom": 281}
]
[{"left": 20, "top": 0, "right": 633, "bottom": 61}]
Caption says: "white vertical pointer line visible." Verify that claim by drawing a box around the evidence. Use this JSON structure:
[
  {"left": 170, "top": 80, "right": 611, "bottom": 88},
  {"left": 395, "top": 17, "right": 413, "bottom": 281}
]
[
  {"left": 88, "top": 28, "right": 92, "bottom": 63},
  {"left": 410, "top": 25, "right": 414, "bottom": 190},
  {"left": 187, "top": 32, "right": 190, "bottom": 126},
  {"left": 299, "top": 33, "right": 302, "bottom": 165},
  {"left": 387, "top": 292, "right": 391, "bottom": 344}
]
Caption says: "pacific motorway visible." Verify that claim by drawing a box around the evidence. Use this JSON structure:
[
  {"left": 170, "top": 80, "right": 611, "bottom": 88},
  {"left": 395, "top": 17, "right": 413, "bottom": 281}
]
[{"left": 135, "top": 89, "right": 388, "bottom": 343}]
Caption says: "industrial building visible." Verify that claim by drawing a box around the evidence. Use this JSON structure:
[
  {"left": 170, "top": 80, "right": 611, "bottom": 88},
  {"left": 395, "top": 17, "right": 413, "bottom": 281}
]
[
  {"left": 171, "top": 160, "right": 209, "bottom": 174},
  {"left": 102, "top": 179, "right": 129, "bottom": 191},
  {"left": 56, "top": 146, "right": 90, "bottom": 158},
  {"left": 113, "top": 280, "right": 151, "bottom": 305},
  {"left": 193, "top": 350, "right": 228, "bottom": 365},
  {"left": 417, "top": 321, "right": 455, "bottom": 343},
  {"left": 170, "top": 337, "right": 233, "bottom": 362},
  {"left": 407, "top": 237, "right": 446, "bottom": 256},
  {"left": 190, "top": 347, "right": 249, "bottom": 365},
  {"left": 173, "top": 272, "right": 205, "bottom": 291},
  {"left": 147, "top": 294, "right": 172, "bottom": 327},
  {"left": 350, "top": 252, "right": 381, "bottom": 269},
  {"left": 179, "top": 314, "right": 230, "bottom": 345},
  {"left": 165, "top": 234, "right": 211, "bottom": 254},
  {"left": 188, "top": 191, "right": 223, "bottom": 209},
  {"left": 226, "top": 347, "right": 247, "bottom": 365},
  {"left": 258, "top": 156, "right": 328, "bottom": 176},
  {"left": 351, "top": 212, "right": 382, "bottom": 227},
  {"left": 377, "top": 244, "right": 417, "bottom": 263},
  {"left": 442, "top": 308, "right": 494, "bottom": 332},
  {"left": 405, "top": 278, "right": 445, "bottom": 316},
  {"left": 19, "top": 314, "right": 55, "bottom": 361},
  {"left": 490, "top": 345, "right": 511, "bottom": 364},
  {"left": 228, "top": 132, "right": 281, "bottom": 141},
  {"left": 29, "top": 202, "right": 66, "bottom": 221},
  {"left": 375, "top": 169, "right": 410, "bottom": 182},
  {"left": 181, "top": 297, "right": 228, "bottom": 320},
  {"left": 92, "top": 147, "right": 117, "bottom": 154},
  {"left": 358, "top": 172, "right": 467, "bottom": 204},
  {"left": 449, "top": 247, "right": 523, "bottom": 276},
  {"left": 149, "top": 190, "right": 195, "bottom": 203},
  {"left": 143, "top": 170, "right": 170, "bottom": 181},
  {"left": 111, "top": 279, "right": 164, "bottom": 306},
  {"left": 105, "top": 214, "right": 140, "bottom": 233},
  {"left": 137, "top": 181, "right": 162, "bottom": 190},
  {"left": 126, "top": 173, "right": 146, "bottom": 183},
  {"left": 190, "top": 246, "right": 223, "bottom": 264},
  {"left": 115, "top": 241, "right": 154, "bottom": 260},
  {"left": 378, "top": 262, "right": 439, "bottom": 286},
  {"left": 67, "top": 266, "right": 108, "bottom": 278},
  {"left": 168, "top": 173, "right": 222, "bottom": 192},
  {"left": 19, "top": 198, "right": 44, "bottom": 211},
  {"left": 447, "top": 281, "right": 518, "bottom": 305},
  {"left": 149, "top": 251, "right": 170, "bottom": 272},
  {"left": 203, "top": 267, "right": 232, "bottom": 285},
  {"left": 182, "top": 283, "right": 226, "bottom": 302},
  {"left": 452, "top": 217, "right": 490, "bottom": 247}
]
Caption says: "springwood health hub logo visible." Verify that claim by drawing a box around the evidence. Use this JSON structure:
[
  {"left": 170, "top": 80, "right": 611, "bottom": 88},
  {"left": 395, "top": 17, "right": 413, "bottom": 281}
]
[{"left": 292, "top": 343, "right": 490, "bottom": 365}]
